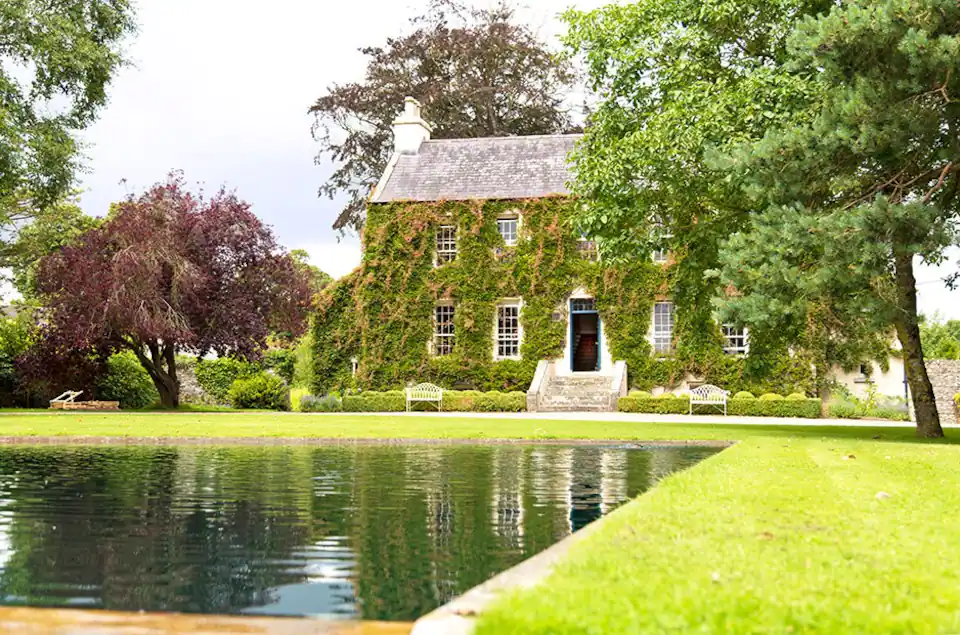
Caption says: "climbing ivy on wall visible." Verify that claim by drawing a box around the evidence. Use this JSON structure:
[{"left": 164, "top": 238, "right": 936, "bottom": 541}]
[{"left": 312, "top": 198, "right": 815, "bottom": 395}]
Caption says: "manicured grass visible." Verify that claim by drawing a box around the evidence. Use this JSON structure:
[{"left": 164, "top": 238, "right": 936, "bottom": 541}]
[
  {"left": 476, "top": 435, "right": 960, "bottom": 634},
  {"left": 0, "top": 410, "right": 945, "bottom": 443},
  {"left": 1, "top": 411, "right": 957, "bottom": 632}
]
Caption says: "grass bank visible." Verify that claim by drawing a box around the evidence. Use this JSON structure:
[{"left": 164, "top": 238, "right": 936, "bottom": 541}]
[
  {"left": 0, "top": 411, "right": 939, "bottom": 443},
  {"left": 2, "top": 412, "right": 957, "bottom": 632},
  {"left": 476, "top": 434, "right": 960, "bottom": 634}
]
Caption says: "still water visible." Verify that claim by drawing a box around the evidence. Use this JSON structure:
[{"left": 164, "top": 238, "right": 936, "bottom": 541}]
[{"left": 0, "top": 444, "right": 716, "bottom": 621}]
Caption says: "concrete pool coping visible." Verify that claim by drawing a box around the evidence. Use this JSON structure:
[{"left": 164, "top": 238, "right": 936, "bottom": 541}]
[
  {"left": 409, "top": 442, "right": 734, "bottom": 634},
  {"left": 0, "top": 435, "right": 735, "bottom": 448}
]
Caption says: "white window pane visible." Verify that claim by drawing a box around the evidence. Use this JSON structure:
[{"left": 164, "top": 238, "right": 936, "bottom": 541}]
[
  {"left": 498, "top": 218, "right": 518, "bottom": 246},
  {"left": 436, "top": 225, "right": 457, "bottom": 264},
  {"left": 722, "top": 324, "right": 749, "bottom": 355},
  {"left": 496, "top": 304, "right": 521, "bottom": 359},
  {"left": 653, "top": 302, "right": 674, "bottom": 354},
  {"left": 434, "top": 304, "right": 455, "bottom": 356}
]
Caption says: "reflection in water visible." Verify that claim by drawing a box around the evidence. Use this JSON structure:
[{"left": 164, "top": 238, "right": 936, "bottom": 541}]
[{"left": 0, "top": 444, "right": 717, "bottom": 621}]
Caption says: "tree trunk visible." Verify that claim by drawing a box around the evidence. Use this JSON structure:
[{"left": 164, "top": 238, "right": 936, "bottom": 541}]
[
  {"left": 817, "top": 381, "right": 832, "bottom": 418},
  {"left": 129, "top": 340, "right": 181, "bottom": 409},
  {"left": 892, "top": 250, "right": 942, "bottom": 438}
]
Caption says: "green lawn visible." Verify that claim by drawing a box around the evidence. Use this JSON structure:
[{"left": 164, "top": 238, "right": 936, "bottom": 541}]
[
  {"left": 0, "top": 412, "right": 957, "bottom": 632},
  {"left": 0, "top": 410, "right": 937, "bottom": 443},
  {"left": 477, "top": 434, "right": 960, "bottom": 634}
]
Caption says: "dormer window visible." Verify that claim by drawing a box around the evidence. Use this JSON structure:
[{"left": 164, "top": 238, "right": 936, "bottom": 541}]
[{"left": 436, "top": 225, "right": 457, "bottom": 265}]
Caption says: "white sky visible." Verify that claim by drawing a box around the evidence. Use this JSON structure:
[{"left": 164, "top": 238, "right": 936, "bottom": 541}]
[{"left": 65, "top": 0, "right": 959, "bottom": 318}]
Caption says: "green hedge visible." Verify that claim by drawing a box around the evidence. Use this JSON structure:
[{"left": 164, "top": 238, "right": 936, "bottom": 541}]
[
  {"left": 618, "top": 393, "right": 822, "bottom": 418},
  {"left": 341, "top": 390, "right": 526, "bottom": 413},
  {"left": 196, "top": 357, "right": 260, "bottom": 402},
  {"left": 228, "top": 372, "right": 290, "bottom": 411}
]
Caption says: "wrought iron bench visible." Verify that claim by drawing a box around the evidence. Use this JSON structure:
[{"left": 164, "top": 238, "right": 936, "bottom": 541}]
[
  {"left": 689, "top": 384, "right": 730, "bottom": 416},
  {"left": 406, "top": 383, "right": 443, "bottom": 412}
]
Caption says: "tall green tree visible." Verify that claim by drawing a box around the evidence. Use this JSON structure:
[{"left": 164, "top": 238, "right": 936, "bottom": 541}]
[
  {"left": 920, "top": 318, "right": 960, "bottom": 360},
  {"left": 0, "top": 196, "right": 100, "bottom": 300},
  {"left": 311, "top": 0, "right": 577, "bottom": 232},
  {"left": 563, "top": 0, "right": 888, "bottom": 404},
  {"left": 0, "top": 0, "right": 136, "bottom": 219},
  {"left": 716, "top": 0, "right": 960, "bottom": 437}
]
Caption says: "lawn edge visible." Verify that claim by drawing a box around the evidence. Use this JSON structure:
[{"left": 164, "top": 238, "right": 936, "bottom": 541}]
[{"left": 0, "top": 435, "right": 734, "bottom": 447}]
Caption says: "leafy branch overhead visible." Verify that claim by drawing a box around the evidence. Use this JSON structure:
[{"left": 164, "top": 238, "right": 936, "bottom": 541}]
[
  {"left": 310, "top": 0, "right": 578, "bottom": 232},
  {"left": 0, "top": 0, "right": 136, "bottom": 218}
]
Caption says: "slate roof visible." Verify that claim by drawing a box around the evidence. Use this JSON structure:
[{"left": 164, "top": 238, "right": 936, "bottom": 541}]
[{"left": 371, "top": 134, "right": 582, "bottom": 203}]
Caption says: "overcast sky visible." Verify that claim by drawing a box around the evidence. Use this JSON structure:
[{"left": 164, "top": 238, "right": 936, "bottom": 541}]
[{"left": 70, "top": 0, "right": 959, "bottom": 318}]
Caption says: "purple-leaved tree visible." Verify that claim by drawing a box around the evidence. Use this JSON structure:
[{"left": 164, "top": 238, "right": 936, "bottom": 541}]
[{"left": 34, "top": 175, "right": 313, "bottom": 407}]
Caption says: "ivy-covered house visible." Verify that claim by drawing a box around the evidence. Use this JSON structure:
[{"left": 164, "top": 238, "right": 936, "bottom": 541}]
[{"left": 313, "top": 98, "right": 903, "bottom": 410}]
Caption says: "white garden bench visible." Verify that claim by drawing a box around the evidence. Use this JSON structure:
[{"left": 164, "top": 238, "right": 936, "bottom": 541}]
[
  {"left": 406, "top": 383, "right": 443, "bottom": 412},
  {"left": 50, "top": 390, "right": 83, "bottom": 405},
  {"left": 689, "top": 384, "right": 730, "bottom": 416}
]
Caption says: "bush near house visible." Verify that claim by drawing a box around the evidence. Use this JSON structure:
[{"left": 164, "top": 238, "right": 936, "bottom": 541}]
[
  {"left": 228, "top": 373, "right": 290, "bottom": 411},
  {"left": 341, "top": 390, "right": 527, "bottom": 413},
  {"left": 96, "top": 351, "right": 159, "bottom": 409},
  {"left": 619, "top": 392, "right": 822, "bottom": 418},
  {"left": 196, "top": 357, "right": 260, "bottom": 402}
]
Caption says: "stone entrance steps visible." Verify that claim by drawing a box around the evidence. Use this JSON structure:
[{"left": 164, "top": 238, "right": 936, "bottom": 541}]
[{"left": 537, "top": 374, "right": 617, "bottom": 413}]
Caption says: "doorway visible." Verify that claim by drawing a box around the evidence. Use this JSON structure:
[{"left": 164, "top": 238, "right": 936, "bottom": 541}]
[{"left": 570, "top": 298, "right": 601, "bottom": 372}]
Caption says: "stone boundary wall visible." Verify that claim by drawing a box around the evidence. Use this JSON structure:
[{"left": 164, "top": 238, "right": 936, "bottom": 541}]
[{"left": 927, "top": 360, "right": 960, "bottom": 426}]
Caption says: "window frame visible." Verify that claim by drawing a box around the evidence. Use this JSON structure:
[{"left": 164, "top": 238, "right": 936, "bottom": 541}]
[
  {"left": 435, "top": 224, "right": 457, "bottom": 266},
  {"left": 497, "top": 214, "right": 520, "bottom": 248},
  {"left": 433, "top": 302, "right": 456, "bottom": 357},
  {"left": 721, "top": 324, "right": 750, "bottom": 356},
  {"left": 494, "top": 299, "right": 524, "bottom": 361},
  {"left": 652, "top": 302, "right": 675, "bottom": 355}
]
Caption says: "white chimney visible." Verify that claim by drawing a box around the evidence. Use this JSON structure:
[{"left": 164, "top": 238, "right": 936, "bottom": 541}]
[{"left": 392, "top": 97, "right": 432, "bottom": 155}]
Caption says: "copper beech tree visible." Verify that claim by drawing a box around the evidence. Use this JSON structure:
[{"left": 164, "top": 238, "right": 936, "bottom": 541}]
[{"left": 34, "top": 177, "right": 313, "bottom": 408}]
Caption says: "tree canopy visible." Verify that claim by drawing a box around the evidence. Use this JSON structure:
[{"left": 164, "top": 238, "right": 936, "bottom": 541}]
[
  {"left": 565, "top": 0, "right": 958, "bottom": 436},
  {"left": 716, "top": 0, "right": 959, "bottom": 437},
  {"left": 0, "top": 0, "right": 136, "bottom": 218},
  {"left": 920, "top": 317, "right": 960, "bottom": 360},
  {"left": 311, "top": 0, "right": 577, "bottom": 232},
  {"left": 34, "top": 176, "right": 313, "bottom": 407},
  {"left": 0, "top": 196, "right": 101, "bottom": 300}
]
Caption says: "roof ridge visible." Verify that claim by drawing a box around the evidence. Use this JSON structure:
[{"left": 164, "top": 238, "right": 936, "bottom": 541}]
[{"left": 422, "top": 133, "right": 583, "bottom": 144}]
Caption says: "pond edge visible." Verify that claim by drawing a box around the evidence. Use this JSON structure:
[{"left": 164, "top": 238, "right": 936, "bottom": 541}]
[{"left": 410, "top": 440, "right": 734, "bottom": 635}]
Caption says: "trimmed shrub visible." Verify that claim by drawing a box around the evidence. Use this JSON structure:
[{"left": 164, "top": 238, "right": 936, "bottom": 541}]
[
  {"left": 728, "top": 398, "right": 821, "bottom": 418},
  {"left": 619, "top": 394, "right": 822, "bottom": 419},
  {"left": 299, "top": 394, "right": 343, "bottom": 413},
  {"left": 630, "top": 390, "right": 654, "bottom": 399},
  {"left": 618, "top": 394, "right": 690, "bottom": 414},
  {"left": 342, "top": 391, "right": 406, "bottom": 412},
  {"left": 759, "top": 393, "right": 785, "bottom": 401},
  {"left": 96, "top": 351, "right": 159, "bottom": 409},
  {"left": 954, "top": 392, "right": 960, "bottom": 407},
  {"left": 786, "top": 393, "right": 808, "bottom": 401},
  {"left": 340, "top": 390, "right": 526, "bottom": 413},
  {"left": 733, "top": 391, "right": 756, "bottom": 400},
  {"left": 228, "top": 373, "right": 290, "bottom": 411},
  {"left": 196, "top": 357, "right": 260, "bottom": 402},
  {"left": 657, "top": 392, "right": 680, "bottom": 399}
]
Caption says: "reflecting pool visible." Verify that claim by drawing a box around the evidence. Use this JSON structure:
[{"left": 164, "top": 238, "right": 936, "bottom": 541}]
[{"left": 0, "top": 444, "right": 717, "bottom": 620}]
